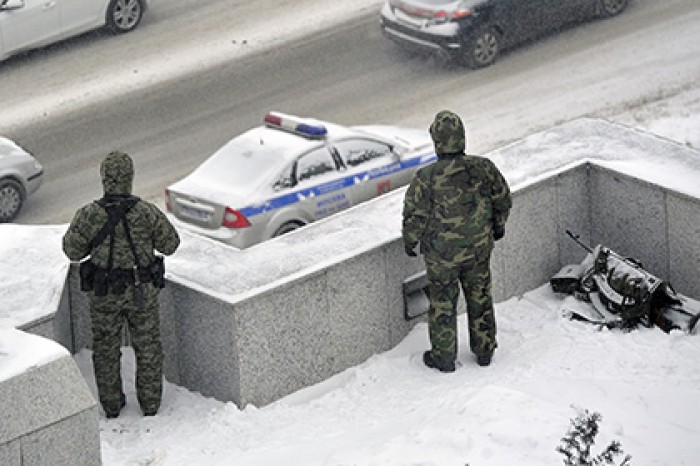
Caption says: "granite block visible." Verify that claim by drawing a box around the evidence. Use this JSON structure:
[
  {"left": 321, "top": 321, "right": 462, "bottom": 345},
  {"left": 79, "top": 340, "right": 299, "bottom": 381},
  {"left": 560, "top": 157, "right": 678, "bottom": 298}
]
[
  {"left": 21, "top": 409, "right": 100, "bottom": 466},
  {"left": 501, "top": 181, "right": 561, "bottom": 297},
  {"left": 0, "top": 439, "right": 20, "bottom": 466},
  {"left": 590, "top": 166, "right": 668, "bottom": 278},
  {"left": 490, "top": 237, "right": 508, "bottom": 304},
  {"left": 157, "top": 282, "right": 181, "bottom": 386},
  {"left": 556, "top": 163, "right": 592, "bottom": 266},
  {"left": 385, "top": 240, "right": 425, "bottom": 346},
  {"left": 20, "top": 317, "right": 54, "bottom": 344},
  {"left": 234, "top": 275, "right": 331, "bottom": 407},
  {"left": 0, "top": 356, "right": 96, "bottom": 444},
  {"left": 327, "top": 248, "right": 390, "bottom": 372},
  {"left": 667, "top": 192, "right": 700, "bottom": 299},
  {"left": 170, "top": 283, "right": 239, "bottom": 403},
  {"left": 53, "top": 281, "right": 74, "bottom": 352},
  {"left": 21, "top": 282, "right": 74, "bottom": 353},
  {"left": 68, "top": 265, "right": 93, "bottom": 352}
]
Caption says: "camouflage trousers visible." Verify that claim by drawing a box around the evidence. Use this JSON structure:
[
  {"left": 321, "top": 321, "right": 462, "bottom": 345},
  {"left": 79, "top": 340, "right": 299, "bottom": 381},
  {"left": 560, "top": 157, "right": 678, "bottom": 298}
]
[
  {"left": 424, "top": 254, "right": 497, "bottom": 362},
  {"left": 89, "top": 283, "right": 163, "bottom": 415}
]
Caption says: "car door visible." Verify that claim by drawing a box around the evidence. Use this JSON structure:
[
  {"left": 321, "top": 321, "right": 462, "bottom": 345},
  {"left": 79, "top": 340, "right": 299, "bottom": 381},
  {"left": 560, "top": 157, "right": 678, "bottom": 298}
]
[
  {"left": 0, "top": 0, "right": 61, "bottom": 56},
  {"left": 292, "top": 146, "right": 352, "bottom": 221},
  {"left": 493, "top": 0, "right": 550, "bottom": 47},
  {"left": 59, "top": 0, "right": 103, "bottom": 36},
  {"left": 331, "top": 138, "right": 400, "bottom": 204},
  {"left": 552, "top": 0, "right": 598, "bottom": 26}
]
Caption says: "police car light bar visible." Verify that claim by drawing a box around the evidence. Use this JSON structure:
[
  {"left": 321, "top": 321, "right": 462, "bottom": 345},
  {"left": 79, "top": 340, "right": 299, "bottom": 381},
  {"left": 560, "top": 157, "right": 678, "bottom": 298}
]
[{"left": 264, "top": 112, "right": 327, "bottom": 139}]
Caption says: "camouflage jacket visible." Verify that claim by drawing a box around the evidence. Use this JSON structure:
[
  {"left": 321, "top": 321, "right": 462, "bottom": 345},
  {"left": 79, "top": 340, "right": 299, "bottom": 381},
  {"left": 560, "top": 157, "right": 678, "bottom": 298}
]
[
  {"left": 63, "top": 197, "right": 180, "bottom": 269},
  {"left": 402, "top": 152, "right": 511, "bottom": 264},
  {"left": 63, "top": 151, "right": 179, "bottom": 268}
]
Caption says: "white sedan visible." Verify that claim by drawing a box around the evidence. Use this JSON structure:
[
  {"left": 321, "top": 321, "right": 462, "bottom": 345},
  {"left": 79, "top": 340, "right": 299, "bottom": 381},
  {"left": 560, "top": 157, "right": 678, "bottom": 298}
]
[
  {"left": 0, "top": 0, "right": 148, "bottom": 62},
  {"left": 166, "top": 112, "right": 436, "bottom": 249},
  {"left": 0, "top": 136, "right": 43, "bottom": 222}
]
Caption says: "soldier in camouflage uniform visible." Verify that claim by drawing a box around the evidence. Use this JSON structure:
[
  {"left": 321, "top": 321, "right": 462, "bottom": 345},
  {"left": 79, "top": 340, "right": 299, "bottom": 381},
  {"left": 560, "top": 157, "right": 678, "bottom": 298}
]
[
  {"left": 403, "top": 111, "right": 511, "bottom": 372},
  {"left": 63, "top": 151, "right": 180, "bottom": 417}
]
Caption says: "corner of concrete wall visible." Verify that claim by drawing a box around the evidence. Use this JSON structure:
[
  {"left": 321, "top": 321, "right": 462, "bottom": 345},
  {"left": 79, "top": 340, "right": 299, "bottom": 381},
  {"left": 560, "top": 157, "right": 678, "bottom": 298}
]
[
  {"left": 67, "top": 264, "right": 93, "bottom": 353},
  {"left": 555, "top": 163, "right": 593, "bottom": 266},
  {"left": 496, "top": 178, "right": 561, "bottom": 298},
  {"left": 0, "top": 355, "right": 100, "bottom": 466},
  {"left": 590, "top": 165, "right": 669, "bottom": 278},
  {"left": 167, "top": 282, "right": 241, "bottom": 403},
  {"left": 666, "top": 191, "right": 700, "bottom": 299}
]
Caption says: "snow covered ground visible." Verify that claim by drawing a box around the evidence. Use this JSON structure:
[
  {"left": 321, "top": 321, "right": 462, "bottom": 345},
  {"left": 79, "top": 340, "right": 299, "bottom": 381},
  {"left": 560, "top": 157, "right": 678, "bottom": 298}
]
[{"left": 68, "top": 92, "right": 697, "bottom": 466}]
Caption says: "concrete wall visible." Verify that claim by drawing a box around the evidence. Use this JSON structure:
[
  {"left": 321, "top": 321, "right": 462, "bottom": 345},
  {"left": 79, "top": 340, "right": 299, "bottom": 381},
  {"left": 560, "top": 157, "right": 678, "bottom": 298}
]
[
  {"left": 0, "top": 355, "right": 100, "bottom": 466},
  {"left": 590, "top": 165, "right": 700, "bottom": 299},
  {"left": 18, "top": 158, "right": 700, "bottom": 411}
]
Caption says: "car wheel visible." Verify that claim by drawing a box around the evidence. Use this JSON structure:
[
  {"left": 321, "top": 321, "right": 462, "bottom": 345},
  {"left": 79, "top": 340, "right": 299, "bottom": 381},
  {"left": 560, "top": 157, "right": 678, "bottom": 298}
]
[
  {"left": 272, "top": 221, "right": 304, "bottom": 237},
  {"left": 463, "top": 27, "right": 500, "bottom": 69},
  {"left": 0, "top": 178, "right": 25, "bottom": 223},
  {"left": 106, "top": 0, "right": 144, "bottom": 34},
  {"left": 599, "top": 0, "right": 628, "bottom": 17}
]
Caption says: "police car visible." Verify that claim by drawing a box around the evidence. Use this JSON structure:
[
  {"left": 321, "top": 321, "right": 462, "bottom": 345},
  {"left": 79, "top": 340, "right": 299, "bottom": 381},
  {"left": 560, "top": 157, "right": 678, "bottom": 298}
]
[{"left": 165, "top": 112, "right": 436, "bottom": 249}]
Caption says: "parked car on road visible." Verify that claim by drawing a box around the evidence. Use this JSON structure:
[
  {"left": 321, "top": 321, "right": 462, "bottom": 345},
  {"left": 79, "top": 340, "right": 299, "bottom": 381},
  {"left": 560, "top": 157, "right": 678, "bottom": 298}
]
[
  {"left": 0, "top": 136, "right": 43, "bottom": 222},
  {"left": 0, "top": 0, "right": 149, "bottom": 62},
  {"left": 165, "top": 112, "right": 436, "bottom": 249},
  {"left": 380, "top": 0, "right": 628, "bottom": 68}
]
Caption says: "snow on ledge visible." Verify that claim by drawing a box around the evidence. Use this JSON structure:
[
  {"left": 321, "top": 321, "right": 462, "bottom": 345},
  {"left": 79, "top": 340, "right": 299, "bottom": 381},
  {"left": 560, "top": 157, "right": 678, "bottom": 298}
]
[{"left": 0, "top": 327, "right": 69, "bottom": 382}]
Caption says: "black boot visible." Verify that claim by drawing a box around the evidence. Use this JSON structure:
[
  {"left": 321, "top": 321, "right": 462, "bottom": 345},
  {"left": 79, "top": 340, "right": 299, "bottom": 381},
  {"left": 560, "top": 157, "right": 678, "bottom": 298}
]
[
  {"left": 104, "top": 396, "right": 126, "bottom": 419},
  {"left": 423, "top": 351, "right": 456, "bottom": 373},
  {"left": 476, "top": 352, "right": 493, "bottom": 367}
]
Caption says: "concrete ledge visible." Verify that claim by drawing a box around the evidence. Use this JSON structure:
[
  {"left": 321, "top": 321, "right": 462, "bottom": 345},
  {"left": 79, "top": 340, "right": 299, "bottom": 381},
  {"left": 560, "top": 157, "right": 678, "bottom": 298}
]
[
  {"left": 0, "top": 353, "right": 100, "bottom": 466},
  {"left": 15, "top": 118, "right": 700, "bottom": 410}
]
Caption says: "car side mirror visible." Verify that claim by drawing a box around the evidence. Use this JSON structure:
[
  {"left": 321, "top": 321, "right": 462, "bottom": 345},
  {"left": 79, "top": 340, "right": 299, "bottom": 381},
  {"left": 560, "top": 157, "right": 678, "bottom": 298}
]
[{"left": 1, "top": 0, "right": 25, "bottom": 11}]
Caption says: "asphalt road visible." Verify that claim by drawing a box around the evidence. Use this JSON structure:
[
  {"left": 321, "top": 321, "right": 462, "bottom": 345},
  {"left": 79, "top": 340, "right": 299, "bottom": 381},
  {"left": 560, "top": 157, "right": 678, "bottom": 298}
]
[{"left": 2, "top": 0, "right": 699, "bottom": 224}]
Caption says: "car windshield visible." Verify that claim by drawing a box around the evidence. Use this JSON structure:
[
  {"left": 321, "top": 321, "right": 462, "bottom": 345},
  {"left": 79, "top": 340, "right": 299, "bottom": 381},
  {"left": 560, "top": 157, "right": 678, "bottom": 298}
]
[{"left": 193, "top": 130, "right": 290, "bottom": 191}]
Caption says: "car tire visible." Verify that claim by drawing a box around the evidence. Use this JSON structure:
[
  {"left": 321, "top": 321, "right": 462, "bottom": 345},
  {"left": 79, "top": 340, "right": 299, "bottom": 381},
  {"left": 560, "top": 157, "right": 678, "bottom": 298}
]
[
  {"left": 0, "top": 178, "right": 25, "bottom": 223},
  {"left": 106, "top": 0, "right": 145, "bottom": 34},
  {"left": 599, "top": 0, "right": 628, "bottom": 17},
  {"left": 272, "top": 221, "right": 304, "bottom": 237},
  {"left": 463, "top": 27, "right": 500, "bottom": 69}
]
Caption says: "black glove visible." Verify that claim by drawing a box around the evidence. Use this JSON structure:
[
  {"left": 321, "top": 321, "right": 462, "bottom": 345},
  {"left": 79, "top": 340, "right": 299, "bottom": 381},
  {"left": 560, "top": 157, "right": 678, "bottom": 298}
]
[
  {"left": 493, "top": 225, "right": 505, "bottom": 241},
  {"left": 405, "top": 244, "right": 418, "bottom": 257}
]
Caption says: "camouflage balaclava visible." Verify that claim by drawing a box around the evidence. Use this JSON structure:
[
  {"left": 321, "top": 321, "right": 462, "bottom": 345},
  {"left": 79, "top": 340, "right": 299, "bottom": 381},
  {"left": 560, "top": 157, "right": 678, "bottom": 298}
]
[
  {"left": 429, "top": 110, "right": 466, "bottom": 156},
  {"left": 100, "top": 151, "right": 134, "bottom": 195}
]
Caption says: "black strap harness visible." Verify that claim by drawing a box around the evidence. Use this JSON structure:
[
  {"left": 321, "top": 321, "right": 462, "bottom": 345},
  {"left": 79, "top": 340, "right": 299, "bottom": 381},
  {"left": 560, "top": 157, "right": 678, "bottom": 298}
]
[{"left": 79, "top": 195, "right": 163, "bottom": 306}]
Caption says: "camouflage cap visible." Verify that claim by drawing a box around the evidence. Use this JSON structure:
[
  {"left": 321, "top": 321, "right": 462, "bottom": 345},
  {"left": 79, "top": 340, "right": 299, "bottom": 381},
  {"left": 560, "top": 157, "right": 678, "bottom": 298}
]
[
  {"left": 429, "top": 110, "right": 466, "bottom": 155},
  {"left": 100, "top": 150, "right": 134, "bottom": 195}
]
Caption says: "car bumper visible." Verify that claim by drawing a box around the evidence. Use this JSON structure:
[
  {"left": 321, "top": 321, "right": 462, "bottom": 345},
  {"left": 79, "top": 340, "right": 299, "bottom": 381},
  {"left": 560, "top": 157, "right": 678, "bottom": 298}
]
[
  {"left": 168, "top": 214, "right": 266, "bottom": 249},
  {"left": 380, "top": 9, "right": 464, "bottom": 58},
  {"left": 26, "top": 168, "right": 43, "bottom": 196}
]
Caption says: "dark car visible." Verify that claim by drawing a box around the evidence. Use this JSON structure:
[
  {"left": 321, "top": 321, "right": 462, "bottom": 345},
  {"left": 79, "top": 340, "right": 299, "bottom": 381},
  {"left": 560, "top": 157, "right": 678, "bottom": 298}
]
[{"left": 380, "top": 0, "right": 628, "bottom": 68}]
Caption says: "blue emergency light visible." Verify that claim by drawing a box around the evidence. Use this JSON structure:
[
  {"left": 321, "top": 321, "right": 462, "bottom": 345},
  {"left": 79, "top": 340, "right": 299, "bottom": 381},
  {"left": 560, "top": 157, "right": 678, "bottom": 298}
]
[{"left": 264, "top": 112, "right": 327, "bottom": 139}]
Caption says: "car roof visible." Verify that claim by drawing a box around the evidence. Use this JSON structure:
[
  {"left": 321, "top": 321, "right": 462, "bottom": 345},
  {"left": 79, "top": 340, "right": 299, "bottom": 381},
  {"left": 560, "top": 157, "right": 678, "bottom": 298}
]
[{"left": 171, "top": 115, "right": 358, "bottom": 196}]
